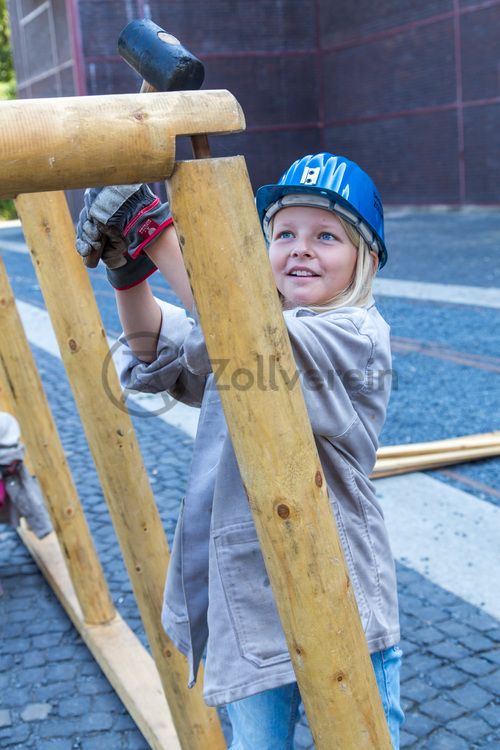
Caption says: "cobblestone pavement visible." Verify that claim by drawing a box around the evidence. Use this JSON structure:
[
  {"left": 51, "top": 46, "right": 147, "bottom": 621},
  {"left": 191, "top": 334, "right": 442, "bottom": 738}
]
[{"left": 1, "top": 210, "right": 499, "bottom": 749}]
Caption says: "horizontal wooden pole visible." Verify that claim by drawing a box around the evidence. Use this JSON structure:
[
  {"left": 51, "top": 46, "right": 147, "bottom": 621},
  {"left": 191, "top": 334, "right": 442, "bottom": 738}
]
[
  {"left": 18, "top": 524, "right": 180, "bottom": 750},
  {"left": 376, "top": 430, "right": 500, "bottom": 460},
  {"left": 372, "top": 443, "right": 500, "bottom": 478},
  {"left": 0, "top": 90, "right": 244, "bottom": 198}
]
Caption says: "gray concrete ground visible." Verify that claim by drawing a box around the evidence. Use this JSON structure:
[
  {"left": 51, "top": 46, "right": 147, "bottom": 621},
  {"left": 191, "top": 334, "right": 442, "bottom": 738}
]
[{"left": 0, "top": 209, "right": 499, "bottom": 749}]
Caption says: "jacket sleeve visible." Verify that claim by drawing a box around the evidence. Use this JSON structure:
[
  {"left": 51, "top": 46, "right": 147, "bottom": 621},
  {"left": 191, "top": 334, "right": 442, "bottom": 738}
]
[
  {"left": 283, "top": 309, "right": 375, "bottom": 440},
  {"left": 117, "top": 298, "right": 211, "bottom": 407}
]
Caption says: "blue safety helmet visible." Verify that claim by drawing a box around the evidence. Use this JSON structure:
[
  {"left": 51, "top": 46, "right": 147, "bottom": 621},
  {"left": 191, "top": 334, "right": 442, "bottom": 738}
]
[{"left": 256, "top": 153, "right": 387, "bottom": 269}]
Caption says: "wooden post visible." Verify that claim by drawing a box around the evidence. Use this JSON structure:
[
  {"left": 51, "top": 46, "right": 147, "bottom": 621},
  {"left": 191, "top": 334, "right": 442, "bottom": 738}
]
[
  {"left": 0, "top": 356, "right": 15, "bottom": 414},
  {"left": 0, "top": 258, "right": 115, "bottom": 625},
  {"left": 14, "top": 191, "right": 225, "bottom": 750},
  {"left": 0, "top": 90, "right": 244, "bottom": 197},
  {"left": 2, "top": 329, "right": 180, "bottom": 749},
  {"left": 0, "top": 357, "right": 35, "bottom": 492},
  {"left": 167, "top": 157, "right": 393, "bottom": 749}
]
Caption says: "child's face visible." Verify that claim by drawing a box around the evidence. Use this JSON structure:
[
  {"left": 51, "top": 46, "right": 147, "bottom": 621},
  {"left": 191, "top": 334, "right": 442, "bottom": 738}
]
[{"left": 268, "top": 206, "right": 358, "bottom": 308}]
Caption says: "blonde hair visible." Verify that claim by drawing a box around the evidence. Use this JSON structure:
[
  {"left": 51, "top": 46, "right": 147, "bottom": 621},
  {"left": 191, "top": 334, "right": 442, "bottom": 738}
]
[{"left": 275, "top": 215, "right": 378, "bottom": 312}]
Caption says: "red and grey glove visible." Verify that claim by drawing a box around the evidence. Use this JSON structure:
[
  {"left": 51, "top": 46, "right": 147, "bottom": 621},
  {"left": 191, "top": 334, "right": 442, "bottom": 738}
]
[{"left": 76, "top": 184, "right": 173, "bottom": 290}]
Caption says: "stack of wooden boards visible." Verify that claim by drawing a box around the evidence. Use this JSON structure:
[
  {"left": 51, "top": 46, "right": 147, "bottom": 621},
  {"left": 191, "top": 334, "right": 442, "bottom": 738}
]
[{"left": 373, "top": 431, "right": 500, "bottom": 478}]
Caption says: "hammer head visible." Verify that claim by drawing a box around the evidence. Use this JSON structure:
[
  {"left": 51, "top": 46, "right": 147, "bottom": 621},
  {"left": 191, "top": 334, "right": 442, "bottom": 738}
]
[{"left": 118, "top": 19, "right": 205, "bottom": 92}]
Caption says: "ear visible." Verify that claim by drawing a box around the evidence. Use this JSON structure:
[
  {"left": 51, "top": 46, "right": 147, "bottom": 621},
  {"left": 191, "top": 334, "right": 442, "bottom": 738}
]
[{"left": 369, "top": 250, "right": 379, "bottom": 274}]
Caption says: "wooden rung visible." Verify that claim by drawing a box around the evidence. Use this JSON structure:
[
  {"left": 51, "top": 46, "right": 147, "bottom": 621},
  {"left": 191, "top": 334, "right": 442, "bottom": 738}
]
[
  {"left": 0, "top": 90, "right": 245, "bottom": 198},
  {"left": 18, "top": 524, "right": 181, "bottom": 750}
]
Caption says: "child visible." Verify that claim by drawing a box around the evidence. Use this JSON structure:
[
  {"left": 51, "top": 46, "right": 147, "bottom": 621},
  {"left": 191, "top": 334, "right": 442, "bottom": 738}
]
[{"left": 76, "top": 152, "right": 404, "bottom": 749}]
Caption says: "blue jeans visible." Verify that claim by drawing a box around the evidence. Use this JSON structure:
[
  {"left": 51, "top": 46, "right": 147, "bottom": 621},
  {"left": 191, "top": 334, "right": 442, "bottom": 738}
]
[{"left": 226, "top": 646, "right": 404, "bottom": 750}]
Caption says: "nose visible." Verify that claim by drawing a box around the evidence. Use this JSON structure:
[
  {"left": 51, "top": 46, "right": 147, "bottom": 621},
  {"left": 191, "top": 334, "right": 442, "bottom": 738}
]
[{"left": 290, "top": 241, "right": 313, "bottom": 258}]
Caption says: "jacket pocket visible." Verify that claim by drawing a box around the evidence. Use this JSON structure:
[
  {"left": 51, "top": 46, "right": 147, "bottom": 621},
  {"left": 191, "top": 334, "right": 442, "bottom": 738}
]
[
  {"left": 164, "top": 498, "right": 189, "bottom": 624},
  {"left": 213, "top": 522, "right": 290, "bottom": 668},
  {"left": 329, "top": 492, "right": 372, "bottom": 632}
]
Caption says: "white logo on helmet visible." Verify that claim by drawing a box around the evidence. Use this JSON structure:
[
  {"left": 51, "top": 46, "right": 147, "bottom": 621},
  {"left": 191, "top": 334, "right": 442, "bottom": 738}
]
[{"left": 299, "top": 167, "right": 320, "bottom": 185}]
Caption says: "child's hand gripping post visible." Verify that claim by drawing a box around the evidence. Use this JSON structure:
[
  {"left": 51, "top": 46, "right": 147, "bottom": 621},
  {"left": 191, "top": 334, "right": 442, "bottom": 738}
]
[
  {"left": 75, "top": 181, "right": 193, "bottom": 366},
  {"left": 75, "top": 184, "right": 173, "bottom": 290}
]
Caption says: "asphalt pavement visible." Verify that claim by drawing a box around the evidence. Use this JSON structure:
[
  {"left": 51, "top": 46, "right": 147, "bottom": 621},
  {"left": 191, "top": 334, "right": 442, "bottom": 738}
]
[{"left": 0, "top": 209, "right": 499, "bottom": 749}]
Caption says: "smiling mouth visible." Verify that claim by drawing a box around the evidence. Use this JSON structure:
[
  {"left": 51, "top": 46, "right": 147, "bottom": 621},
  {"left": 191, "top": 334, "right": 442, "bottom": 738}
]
[{"left": 288, "top": 269, "right": 320, "bottom": 277}]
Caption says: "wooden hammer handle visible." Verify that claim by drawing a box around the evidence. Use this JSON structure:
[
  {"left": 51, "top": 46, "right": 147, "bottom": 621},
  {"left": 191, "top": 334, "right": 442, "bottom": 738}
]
[
  {"left": 83, "top": 81, "right": 211, "bottom": 268},
  {"left": 83, "top": 80, "right": 158, "bottom": 269}
]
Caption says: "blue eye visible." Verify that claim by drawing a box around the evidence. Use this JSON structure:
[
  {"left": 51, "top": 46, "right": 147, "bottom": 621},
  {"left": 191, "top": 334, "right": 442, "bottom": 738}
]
[
  {"left": 278, "top": 230, "right": 294, "bottom": 239},
  {"left": 319, "top": 231, "right": 336, "bottom": 241}
]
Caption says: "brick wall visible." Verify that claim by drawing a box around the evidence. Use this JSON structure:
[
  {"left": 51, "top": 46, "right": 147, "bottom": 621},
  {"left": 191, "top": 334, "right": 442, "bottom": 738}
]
[
  {"left": 6, "top": 0, "right": 500, "bottom": 204},
  {"left": 318, "top": 1, "right": 500, "bottom": 205}
]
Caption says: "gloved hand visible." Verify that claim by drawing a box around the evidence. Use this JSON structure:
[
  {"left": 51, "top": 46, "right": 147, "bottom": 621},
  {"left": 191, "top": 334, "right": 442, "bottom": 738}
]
[{"left": 76, "top": 184, "right": 173, "bottom": 290}]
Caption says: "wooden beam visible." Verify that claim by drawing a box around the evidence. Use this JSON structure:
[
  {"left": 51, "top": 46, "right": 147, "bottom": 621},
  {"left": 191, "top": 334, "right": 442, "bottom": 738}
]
[
  {"left": 377, "top": 430, "right": 500, "bottom": 459},
  {"left": 14, "top": 191, "right": 225, "bottom": 750},
  {"left": 18, "top": 524, "right": 181, "bottom": 750},
  {"left": 0, "top": 358, "right": 35, "bottom": 476},
  {"left": 0, "top": 90, "right": 245, "bottom": 198},
  {"left": 0, "top": 357, "right": 15, "bottom": 414},
  {"left": 373, "top": 443, "right": 500, "bottom": 479},
  {"left": 372, "top": 431, "right": 500, "bottom": 478},
  {"left": 168, "top": 156, "right": 392, "bottom": 750},
  {"left": 0, "top": 258, "right": 115, "bottom": 625}
]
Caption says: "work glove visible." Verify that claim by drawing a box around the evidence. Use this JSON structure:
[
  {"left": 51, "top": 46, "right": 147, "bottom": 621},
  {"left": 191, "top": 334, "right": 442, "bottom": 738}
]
[{"left": 76, "top": 184, "right": 173, "bottom": 290}]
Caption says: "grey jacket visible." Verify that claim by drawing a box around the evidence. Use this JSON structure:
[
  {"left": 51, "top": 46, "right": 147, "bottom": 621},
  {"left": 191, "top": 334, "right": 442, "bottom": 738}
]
[{"left": 118, "top": 297, "right": 400, "bottom": 707}]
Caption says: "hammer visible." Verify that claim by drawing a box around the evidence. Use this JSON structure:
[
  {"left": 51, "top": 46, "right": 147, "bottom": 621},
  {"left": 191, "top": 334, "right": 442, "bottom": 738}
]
[
  {"left": 84, "top": 19, "right": 207, "bottom": 267},
  {"left": 119, "top": 20, "right": 211, "bottom": 158}
]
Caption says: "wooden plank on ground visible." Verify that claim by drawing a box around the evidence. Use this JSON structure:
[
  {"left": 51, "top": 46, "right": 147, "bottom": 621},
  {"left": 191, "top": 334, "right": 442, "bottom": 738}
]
[
  {"left": 377, "top": 431, "right": 500, "bottom": 460},
  {"left": 373, "top": 444, "right": 500, "bottom": 479},
  {"left": 18, "top": 524, "right": 181, "bottom": 750}
]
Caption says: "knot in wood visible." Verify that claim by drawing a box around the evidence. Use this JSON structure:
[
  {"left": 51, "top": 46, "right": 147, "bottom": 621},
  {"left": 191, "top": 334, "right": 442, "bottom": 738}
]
[
  {"left": 277, "top": 503, "right": 290, "bottom": 519},
  {"left": 68, "top": 338, "right": 79, "bottom": 352},
  {"left": 315, "top": 471, "right": 323, "bottom": 487}
]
